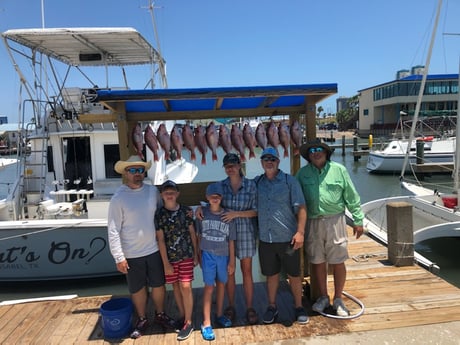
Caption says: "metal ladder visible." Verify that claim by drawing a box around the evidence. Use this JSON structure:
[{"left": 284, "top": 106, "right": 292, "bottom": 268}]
[{"left": 20, "top": 122, "right": 49, "bottom": 219}]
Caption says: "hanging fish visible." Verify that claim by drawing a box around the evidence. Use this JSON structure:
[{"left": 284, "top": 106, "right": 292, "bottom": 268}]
[
  {"left": 255, "top": 123, "right": 268, "bottom": 149},
  {"left": 170, "top": 124, "right": 183, "bottom": 160},
  {"left": 194, "top": 125, "right": 208, "bottom": 165},
  {"left": 230, "top": 124, "right": 247, "bottom": 162},
  {"left": 278, "top": 121, "right": 291, "bottom": 158},
  {"left": 242, "top": 123, "right": 257, "bottom": 159},
  {"left": 182, "top": 124, "right": 197, "bottom": 161},
  {"left": 206, "top": 121, "right": 219, "bottom": 162},
  {"left": 266, "top": 120, "right": 280, "bottom": 156},
  {"left": 132, "top": 122, "right": 144, "bottom": 160},
  {"left": 156, "top": 123, "right": 171, "bottom": 161},
  {"left": 144, "top": 124, "right": 160, "bottom": 161},
  {"left": 218, "top": 124, "right": 233, "bottom": 154},
  {"left": 290, "top": 119, "right": 302, "bottom": 156}
]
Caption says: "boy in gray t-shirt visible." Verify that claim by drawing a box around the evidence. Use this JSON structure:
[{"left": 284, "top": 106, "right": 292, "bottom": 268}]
[{"left": 196, "top": 182, "right": 236, "bottom": 341}]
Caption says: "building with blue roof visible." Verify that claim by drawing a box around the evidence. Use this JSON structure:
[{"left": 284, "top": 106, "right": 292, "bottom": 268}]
[{"left": 357, "top": 68, "right": 458, "bottom": 137}]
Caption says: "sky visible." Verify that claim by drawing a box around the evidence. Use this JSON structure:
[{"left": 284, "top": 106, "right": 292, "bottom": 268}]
[{"left": 0, "top": 0, "right": 459, "bottom": 122}]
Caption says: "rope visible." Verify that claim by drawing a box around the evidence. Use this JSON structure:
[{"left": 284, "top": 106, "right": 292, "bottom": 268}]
[
  {"left": 316, "top": 291, "right": 365, "bottom": 320},
  {"left": 352, "top": 253, "right": 386, "bottom": 262}
]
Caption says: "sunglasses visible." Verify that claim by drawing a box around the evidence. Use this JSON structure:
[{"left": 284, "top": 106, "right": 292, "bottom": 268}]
[
  {"left": 126, "top": 167, "right": 145, "bottom": 174},
  {"left": 308, "top": 147, "right": 325, "bottom": 154},
  {"left": 262, "top": 156, "right": 278, "bottom": 162}
]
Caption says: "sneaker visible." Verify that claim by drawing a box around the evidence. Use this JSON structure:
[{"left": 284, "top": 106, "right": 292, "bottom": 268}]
[
  {"left": 262, "top": 305, "right": 279, "bottom": 324},
  {"left": 295, "top": 307, "right": 309, "bottom": 324},
  {"left": 177, "top": 322, "right": 194, "bottom": 341},
  {"left": 333, "top": 297, "right": 350, "bottom": 316},
  {"left": 216, "top": 315, "right": 232, "bottom": 327},
  {"left": 154, "top": 312, "right": 176, "bottom": 330},
  {"left": 201, "top": 324, "right": 215, "bottom": 341},
  {"left": 174, "top": 317, "right": 185, "bottom": 333},
  {"left": 312, "top": 295, "right": 330, "bottom": 313},
  {"left": 130, "top": 317, "right": 148, "bottom": 339}
]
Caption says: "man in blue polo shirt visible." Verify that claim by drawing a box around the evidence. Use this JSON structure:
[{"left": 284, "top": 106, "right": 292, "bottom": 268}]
[{"left": 255, "top": 147, "right": 308, "bottom": 325}]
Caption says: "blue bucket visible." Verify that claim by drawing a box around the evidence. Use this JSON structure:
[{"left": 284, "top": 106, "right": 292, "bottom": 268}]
[{"left": 100, "top": 298, "right": 133, "bottom": 339}]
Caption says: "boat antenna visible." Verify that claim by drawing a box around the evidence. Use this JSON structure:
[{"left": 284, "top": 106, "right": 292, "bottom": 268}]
[
  {"left": 400, "top": 0, "right": 443, "bottom": 178},
  {"left": 41, "top": 0, "right": 45, "bottom": 28},
  {"left": 142, "top": 1, "right": 168, "bottom": 88}
]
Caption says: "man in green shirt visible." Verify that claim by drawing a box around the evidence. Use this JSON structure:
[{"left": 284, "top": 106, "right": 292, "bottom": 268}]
[{"left": 295, "top": 140, "right": 364, "bottom": 317}]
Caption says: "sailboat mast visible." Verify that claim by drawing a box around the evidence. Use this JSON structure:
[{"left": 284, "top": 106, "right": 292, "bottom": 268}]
[
  {"left": 400, "top": 0, "right": 443, "bottom": 178},
  {"left": 454, "top": 58, "right": 460, "bottom": 191}
]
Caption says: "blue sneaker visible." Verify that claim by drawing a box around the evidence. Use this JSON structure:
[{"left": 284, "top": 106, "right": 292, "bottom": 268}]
[
  {"left": 216, "top": 315, "right": 232, "bottom": 327},
  {"left": 201, "top": 325, "right": 215, "bottom": 341}
]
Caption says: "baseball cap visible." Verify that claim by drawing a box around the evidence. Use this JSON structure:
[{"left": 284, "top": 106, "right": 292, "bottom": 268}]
[
  {"left": 223, "top": 153, "right": 241, "bottom": 165},
  {"left": 160, "top": 180, "right": 179, "bottom": 192},
  {"left": 260, "top": 147, "right": 279, "bottom": 159},
  {"left": 206, "top": 182, "right": 223, "bottom": 196}
]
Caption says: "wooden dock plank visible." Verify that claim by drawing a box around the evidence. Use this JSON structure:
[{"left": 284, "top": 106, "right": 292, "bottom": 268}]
[{"left": 1, "top": 229, "right": 460, "bottom": 344}]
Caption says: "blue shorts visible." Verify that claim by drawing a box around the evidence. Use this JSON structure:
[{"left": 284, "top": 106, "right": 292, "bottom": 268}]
[{"left": 201, "top": 251, "right": 229, "bottom": 286}]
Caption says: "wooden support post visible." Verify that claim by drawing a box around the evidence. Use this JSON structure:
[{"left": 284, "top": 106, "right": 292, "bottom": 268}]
[
  {"left": 387, "top": 202, "right": 414, "bottom": 267},
  {"left": 416, "top": 140, "right": 425, "bottom": 164},
  {"left": 353, "top": 136, "right": 359, "bottom": 161},
  {"left": 341, "top": 135, "right": 346, "bottom": 156}
]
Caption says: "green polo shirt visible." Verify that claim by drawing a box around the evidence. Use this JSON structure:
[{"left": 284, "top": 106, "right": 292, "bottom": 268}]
[{"left": 295, "top": 160, "right": 364, "bottom": 226}]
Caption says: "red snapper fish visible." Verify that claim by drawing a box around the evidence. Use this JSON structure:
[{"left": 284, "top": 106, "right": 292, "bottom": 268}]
[
  {"left": 194, "top": 125, "right": 208, "bottom": 165},
  {"left": 242, "top": 123, "right": 257, "bottom": 159},
  {"left": 144, "top": 124, "right": 160, "bottom": 161},
  {"left": 266, "top": 120, "right": 280, "bottom": 156},
  {"left": 230, "top": 124, "right": 247, "bottom": 162},
  {"left": 205, "top": 121, "right": 219, "bottom": 162},
  {"left": 182, "top": 124, "right": 196, "bottom": 161},
  {"left": 278, "top": 121, "right": 291, "bottom": 158},
  {"left": 156, "top": 123, "right": 171, "bottom": 161},
  {"left": 218, "top": 124, "right": 233, "bottom": 154},
  {"left": 255, "top": 123, "right": 268, "bottom": 149},
  {"left": 170, "top": 124, "right": 183, "bottom": 160},
  {"left": 290, "top": 119, "right": 302, "bottom": 156},
  {"left": 132, "top": 122, "right": 144, "bottom": 160}
]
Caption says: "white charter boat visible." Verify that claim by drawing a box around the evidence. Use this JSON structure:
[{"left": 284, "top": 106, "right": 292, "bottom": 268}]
[
  {"left": 366, "top": 136, "right": 456, "bottom": 173},
  {"left": 0, "top": 27, "right": 197, "bottom": 281},
  {"left": 361, "top": 0, "right": 460, "bottom": 272}
]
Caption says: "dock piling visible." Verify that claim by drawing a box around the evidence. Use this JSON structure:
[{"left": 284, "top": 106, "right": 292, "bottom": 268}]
[{"left": 386, "top": 202, "right": 414, "bottom": 267}]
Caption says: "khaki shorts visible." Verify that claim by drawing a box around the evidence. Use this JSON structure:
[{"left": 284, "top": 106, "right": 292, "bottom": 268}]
[{"left": 305, "top": 213, "right": 349, "bottom": 264}]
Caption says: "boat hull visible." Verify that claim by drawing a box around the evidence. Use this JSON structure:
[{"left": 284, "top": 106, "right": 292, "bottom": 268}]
[
  {"left": 366, "top": 152, "right": 453, "bottom": 173},
  {"left": 360, "top": 195, "right": 460, "bottom": 271},
  {"left": 0, "top": 219, "right": 119, "bottom": 281}
]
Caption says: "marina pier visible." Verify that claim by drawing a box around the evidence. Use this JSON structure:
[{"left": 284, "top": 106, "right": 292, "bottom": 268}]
[{"left": 1, "top": 226, "right": 459, "bottom": 344}]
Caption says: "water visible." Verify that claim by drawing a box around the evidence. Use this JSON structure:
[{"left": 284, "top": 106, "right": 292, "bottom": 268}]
[{"left": 1, "top": 141, "right": 459, "bottom": 302}]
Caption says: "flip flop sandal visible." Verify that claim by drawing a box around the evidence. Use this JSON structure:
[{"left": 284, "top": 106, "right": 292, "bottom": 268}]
[
  {"left": 246, "top": 307, "right": 259, "bottom": 325},
  {"left": 223, "top": 306, "right": 236, "bottom": 322}
]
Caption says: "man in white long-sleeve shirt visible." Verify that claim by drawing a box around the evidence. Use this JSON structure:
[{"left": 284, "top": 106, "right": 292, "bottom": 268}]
[{"left": 108, "top": 155, "right": 175, "bottom": 339}]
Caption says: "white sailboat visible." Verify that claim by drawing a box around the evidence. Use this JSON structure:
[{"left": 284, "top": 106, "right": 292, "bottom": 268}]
[{"left": 361, "top": 0, "right": 460, "bottom": 272}]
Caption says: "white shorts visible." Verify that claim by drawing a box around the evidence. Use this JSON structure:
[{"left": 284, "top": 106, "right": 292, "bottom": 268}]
[{"left": 305, "top": 213, "right": 349, "bottom": 264}]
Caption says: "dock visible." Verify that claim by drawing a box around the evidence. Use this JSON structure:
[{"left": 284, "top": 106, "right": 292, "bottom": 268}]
[{"left": 1, "top": 228, "right": 460, "bottom": 344}]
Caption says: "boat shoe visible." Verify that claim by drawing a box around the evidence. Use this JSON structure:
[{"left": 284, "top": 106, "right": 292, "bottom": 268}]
[
  {"left": 333, "top": 297, "right": 350, "bottom": 316},
  {"left": 312, "top": 295, "right": 330, "bottom": 314}
]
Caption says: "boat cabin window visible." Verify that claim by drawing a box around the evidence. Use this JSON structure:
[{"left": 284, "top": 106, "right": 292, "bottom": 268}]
[
  {"left": 104, "top": 144, "right": 148, "bottom": 178},
  {"left": 62, "top": 137, "right": 92, "bottom": 191},
  {"left": 105, "top": 144, "right": 121, "bottom": 178}
]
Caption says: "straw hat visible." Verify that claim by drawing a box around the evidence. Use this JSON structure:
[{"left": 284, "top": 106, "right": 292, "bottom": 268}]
[{"left": 114, "top": 155, "right": 152, "bottom": 174}]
